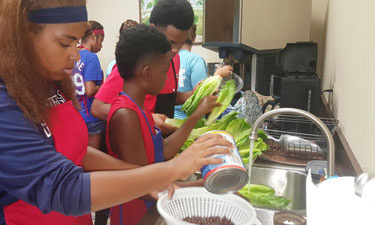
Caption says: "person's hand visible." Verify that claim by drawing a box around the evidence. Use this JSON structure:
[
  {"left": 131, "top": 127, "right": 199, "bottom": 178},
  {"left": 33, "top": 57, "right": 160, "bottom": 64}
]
[
  {"left": 150, "top": 182, "right": 180, "bottom": 200},
  {"left": 194, "top": 95, "right": 221, "bottom": 116},
  {"left": 169, "top": 133, "right": 232, "bottom": 180},
  {"left": 192, "top": 80, "right": 203, "bottom": 93},
  {"left": 214, "top": 65, "right": 233, "bottom": 78},
  {"left": 152, "top": 113, "right": 177, "bottom": 134}
]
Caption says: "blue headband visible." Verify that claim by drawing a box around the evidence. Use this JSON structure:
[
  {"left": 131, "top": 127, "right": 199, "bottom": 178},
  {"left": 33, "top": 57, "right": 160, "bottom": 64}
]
[{"left": 28, "top": 6, "right": 88, "bottom": 24}]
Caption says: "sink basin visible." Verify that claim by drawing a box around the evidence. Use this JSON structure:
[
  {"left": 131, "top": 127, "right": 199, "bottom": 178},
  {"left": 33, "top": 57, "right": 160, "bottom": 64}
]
[
  {"left": 249, "top": 166, "right": 306, "bottom": 212},
  {"left": 184, "top": 165, "right": 306, "bottom": 213},
  {"left": 245, "top": 165, "right": 307, "bottom": 224},
  {"left": 151, "top": 165, "right": 307, "bottom": 225}
]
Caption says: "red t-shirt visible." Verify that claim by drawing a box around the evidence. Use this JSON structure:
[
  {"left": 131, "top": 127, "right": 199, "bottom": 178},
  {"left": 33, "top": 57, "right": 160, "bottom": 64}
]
[
  {"left": 106, "top": 94, "right": 156, "bottom": 164},
  {"left": 105, "top": 94, "right": 155, "bottom": 225},
  {"left": 95, "top": 54, "right": 180, "bottom": 113}
]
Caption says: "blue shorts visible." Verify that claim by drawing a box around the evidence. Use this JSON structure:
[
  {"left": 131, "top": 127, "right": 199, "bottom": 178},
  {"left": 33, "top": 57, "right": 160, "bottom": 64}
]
[{"left": 86, "top": 120, "right": 106, "bottom": 135}]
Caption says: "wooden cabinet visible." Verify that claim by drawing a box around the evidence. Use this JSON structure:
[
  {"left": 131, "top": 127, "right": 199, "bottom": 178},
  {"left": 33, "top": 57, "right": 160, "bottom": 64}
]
[
  {"left": 203, "top": 0, "right": 238, "bottom": 43},
  {"left": 203, "top": 0, "right": 312, "bottom": 50}
]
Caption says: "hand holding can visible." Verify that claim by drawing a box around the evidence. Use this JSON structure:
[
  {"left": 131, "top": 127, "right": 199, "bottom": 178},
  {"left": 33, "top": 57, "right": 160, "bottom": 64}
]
[
  {"left": 170, "top": 133, "right": 232, "bottom": 181},
  {"left": 200, "top": 130, "right": 249, "bottom": 194}
]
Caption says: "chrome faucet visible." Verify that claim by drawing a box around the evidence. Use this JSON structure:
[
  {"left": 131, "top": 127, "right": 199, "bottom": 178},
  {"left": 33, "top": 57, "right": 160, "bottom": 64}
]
[{"left": 249, "top": 108, "right": 335, "bottom": 176}]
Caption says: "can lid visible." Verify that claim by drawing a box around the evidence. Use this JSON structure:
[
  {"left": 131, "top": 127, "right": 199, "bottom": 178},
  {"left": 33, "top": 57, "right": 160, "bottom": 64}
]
[{"left": 204, "top": 168, "right": 249, "bottom": 194}]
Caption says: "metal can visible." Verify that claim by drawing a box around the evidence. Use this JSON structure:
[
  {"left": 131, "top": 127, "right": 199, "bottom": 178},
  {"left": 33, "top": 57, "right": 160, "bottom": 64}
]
[{"left": 201, "top": 130, "right": 249, "bottom": 194}]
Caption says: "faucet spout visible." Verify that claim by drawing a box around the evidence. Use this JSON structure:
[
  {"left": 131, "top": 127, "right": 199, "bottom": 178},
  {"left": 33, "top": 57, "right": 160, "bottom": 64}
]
[{"left": 249, "top": 108, "right": 335, "bottom": 176}]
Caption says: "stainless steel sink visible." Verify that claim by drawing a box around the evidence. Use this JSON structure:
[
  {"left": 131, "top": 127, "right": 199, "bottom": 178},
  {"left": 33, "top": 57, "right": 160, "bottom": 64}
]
[
  {"left": 151, "top": 165, "right": 307, "bottom": 225},
  {"left": 184, "top": 164, "right": 307, "bottom": 212},
  {"left": 244, "top": 165, "right": 307, "bottom": 225},
  {"left": 249, "top": 165, "right": 306, "bottom": 212}
]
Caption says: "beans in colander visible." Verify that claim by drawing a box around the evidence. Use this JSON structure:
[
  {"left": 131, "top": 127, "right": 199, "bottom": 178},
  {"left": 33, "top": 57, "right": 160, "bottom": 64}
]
[{"left": 182, "top": 216, "right": 234, "bottom": 225}]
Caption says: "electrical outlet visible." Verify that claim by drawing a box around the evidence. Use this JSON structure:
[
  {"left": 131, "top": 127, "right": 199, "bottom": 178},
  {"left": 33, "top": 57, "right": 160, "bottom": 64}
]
[{"left": 328, "top": 72, "right": 335, "bottom": 112}]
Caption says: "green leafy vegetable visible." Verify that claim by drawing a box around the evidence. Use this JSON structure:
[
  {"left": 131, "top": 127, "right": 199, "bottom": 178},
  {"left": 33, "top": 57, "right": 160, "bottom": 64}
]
[
  {"left": 179, "top": 112, "right": 238, "bottom": 152},
  {"left": 195, "top": 118, "right": 206, "bottom": 129},
  {"left": 257, "top": 129, "right": 268, "bottom": 141},
  {"left": 165, "top": 118, "right": 185, "bottom": 128},
  {"left": 242, "top": 151, "right": 262, "bottom": 164},
  {"left": 242, "top": 157, "right": 250, "bottom": 164},
  {"left": 223, "top": 117, "right": 268, "bottom": 162},
  {"left": 249, "top": 195, "right": 291, "bottom": 210},
  {"left": 180, "top": 139, "right": 194, "bottom": 152},
  {"left": 165, "top": 118, "right": 206, "bottom": 129},
  {"left": 178, "top": 111, "right": 269, "bottom": 166},
  {"left": 240, "top": 184, "right": 275, "bottom": 197},
  {"left": 179, "top": 111, "right": 268, "bottom": 162},
  {"left": 236, "top": 135, "right": 250, "bottom": 149},
  {"left": 239, "top": 148, "right": 250, "bottom": 158},
  {"left": 187, "top": 111, "right": 238, "bottom": 141},
  {"left": 240, "top": 137, "right": 269, "bottom": 163},
  {"left": 182, "top": 75, "right": 222, "bottom": 116},
  {"left": 206, "top": 80, "right": 236, "bottom": 125},
  {"left": 211, "top": 111, "right": 238, "bottom": 130},
  {"left": 225, "top": 118, "right": 251, "bottom": 143},
  {"left": 239, "top": 184, "right": 291, "bottom": 210}
]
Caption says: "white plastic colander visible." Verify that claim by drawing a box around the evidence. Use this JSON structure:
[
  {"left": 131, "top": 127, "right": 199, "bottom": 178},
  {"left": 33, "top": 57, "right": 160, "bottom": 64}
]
[{"left": 157, "top": 187, "right": 261, "bottom": 225}]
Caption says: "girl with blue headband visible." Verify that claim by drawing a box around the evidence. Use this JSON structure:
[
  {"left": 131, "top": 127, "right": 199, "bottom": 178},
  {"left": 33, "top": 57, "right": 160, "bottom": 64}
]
[{"left": 0, "top": 1, "right": 232, "bottom": 225}]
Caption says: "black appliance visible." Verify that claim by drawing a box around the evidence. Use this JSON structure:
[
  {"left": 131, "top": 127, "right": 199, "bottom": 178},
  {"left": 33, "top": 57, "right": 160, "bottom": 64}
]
[
  {"left": 254, "top": 49, "right": 283, "bottom": 96},
  {"left": 202, "top": 42, "right": 281, "bottom": 94},
  {"left": 265, "top": 42, "right": 321, "bottom": 115},
  {"left": 202, "top": 42, "right": 257, "bottom": 89},
  {"left": 202, "top": 42, "right": 257, "bottom": 103}
]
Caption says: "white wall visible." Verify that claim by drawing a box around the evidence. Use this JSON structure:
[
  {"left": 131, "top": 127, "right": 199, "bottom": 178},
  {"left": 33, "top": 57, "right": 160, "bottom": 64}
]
[
  {"left": 242, "top": 0, "right": 312, "bottom": 50},
  {"left": 191, "top": 45, "right": 221, "bottom": 63},
  {"left": 309, "top": 0, "right": 329, "bottom": 75},
  {"left": 86, "top": 0, "right": 140, "bottom": 73},
  {"left": 318, "top": 0, "right": 375, "bottom": 173},
  {"left": 86, "top": 0, "right": 220, "bottom": 73}
]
